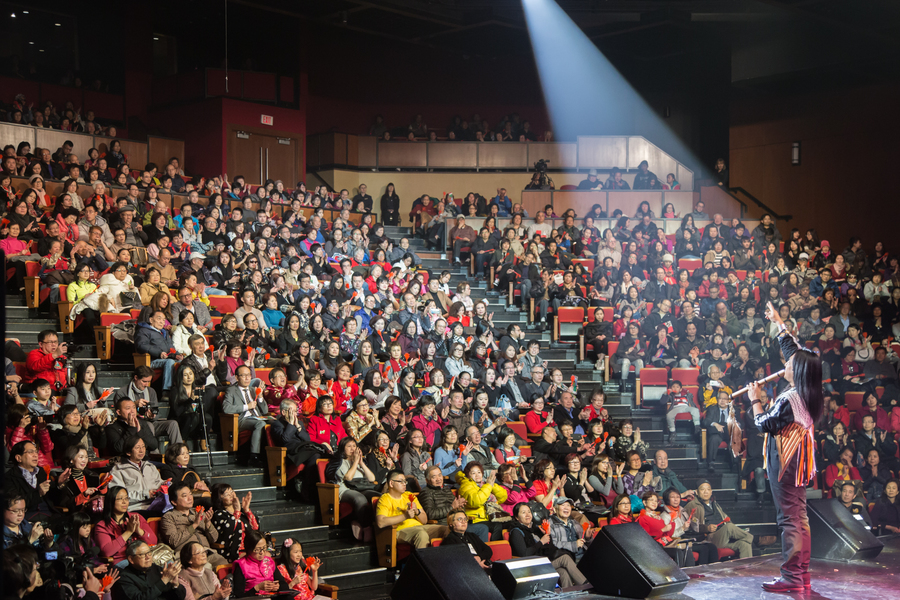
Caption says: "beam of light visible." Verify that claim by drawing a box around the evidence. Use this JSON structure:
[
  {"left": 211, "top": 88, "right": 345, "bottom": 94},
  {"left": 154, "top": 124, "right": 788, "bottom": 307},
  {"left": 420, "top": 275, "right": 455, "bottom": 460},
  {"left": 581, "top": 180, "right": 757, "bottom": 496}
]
[{"left": 521, "top": 0, "right": 699, "bottom": 172}]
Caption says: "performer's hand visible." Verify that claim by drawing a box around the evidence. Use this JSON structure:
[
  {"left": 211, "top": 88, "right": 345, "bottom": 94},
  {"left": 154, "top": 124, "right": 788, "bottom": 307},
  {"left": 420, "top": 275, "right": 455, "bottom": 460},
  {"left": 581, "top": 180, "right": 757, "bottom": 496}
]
[
  {"left": 746, "top": 381, "right": 760, "bottom": 403},
  {"left": 765, "top": 301, "right": 783, "bottom": 327}
]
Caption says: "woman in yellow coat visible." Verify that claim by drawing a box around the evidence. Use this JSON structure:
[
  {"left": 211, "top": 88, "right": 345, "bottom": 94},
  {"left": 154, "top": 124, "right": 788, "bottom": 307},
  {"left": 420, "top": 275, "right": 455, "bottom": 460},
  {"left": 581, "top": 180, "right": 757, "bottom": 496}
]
[{"left": 456, "top": 460, "right": 508, "bottom": 541}]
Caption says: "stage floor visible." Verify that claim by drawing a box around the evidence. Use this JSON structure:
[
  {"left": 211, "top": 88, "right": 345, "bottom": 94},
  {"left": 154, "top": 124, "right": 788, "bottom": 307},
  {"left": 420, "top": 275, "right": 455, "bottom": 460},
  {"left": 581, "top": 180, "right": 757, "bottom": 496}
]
[{"left": 345, "top": 536, "right": 900, "bottom": 600}]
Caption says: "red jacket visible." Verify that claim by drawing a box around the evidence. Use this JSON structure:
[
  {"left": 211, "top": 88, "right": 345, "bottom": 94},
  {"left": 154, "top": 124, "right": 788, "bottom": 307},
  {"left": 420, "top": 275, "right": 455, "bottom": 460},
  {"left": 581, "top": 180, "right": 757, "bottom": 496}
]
[
  {"left": 825, "top": 463, "right": 861, "bottom": 491},
  {"left": 330, "top": 381, "right": 360, "bottom": 414},
  {"left": 308, "top": 414, "right": 347, "bottom": 448},
  {"left": 25, "top": 348, "right": 67, "bottom": 389},
  {"left": 637, "top": 510, "right": 671, "bottom": 544},
  {"left": 524, "top": 410, "right": 552, "bottom": 434},
  {"left": 6, "top": 425, "right": 54, "bottom": 468}
]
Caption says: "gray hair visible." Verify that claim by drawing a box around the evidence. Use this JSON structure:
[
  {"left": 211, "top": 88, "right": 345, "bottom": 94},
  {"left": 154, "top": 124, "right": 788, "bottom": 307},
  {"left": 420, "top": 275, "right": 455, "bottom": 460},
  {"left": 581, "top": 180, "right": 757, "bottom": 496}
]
[{"left": 279, "top": 399, "right": 297, "bottom": 414}]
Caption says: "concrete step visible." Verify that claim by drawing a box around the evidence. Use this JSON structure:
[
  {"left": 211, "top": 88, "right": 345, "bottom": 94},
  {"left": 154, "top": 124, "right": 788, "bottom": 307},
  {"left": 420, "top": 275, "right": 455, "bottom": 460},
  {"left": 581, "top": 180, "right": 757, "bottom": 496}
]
[
  {"left": 320, "top": 567, "right": 389, "bottom": 591},
  {"left": 269, "top": 525, "right": 330, "bottom": 545},
  {"left": 290, "top": 540, "right": 376, "bottom": 577}
]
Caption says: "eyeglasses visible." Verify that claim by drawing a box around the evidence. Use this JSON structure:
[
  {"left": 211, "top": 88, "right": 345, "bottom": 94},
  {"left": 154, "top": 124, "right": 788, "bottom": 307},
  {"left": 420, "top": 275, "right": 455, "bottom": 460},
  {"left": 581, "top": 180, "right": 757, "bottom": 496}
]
[
  {"left": 133, "top": 551, "right": 152, "bottom": 558},
  {"left": 391, "top": 479, "right": 407, "bottom": 486},
  {"left": 250, "top": 546, "right": 267, "bottom": 555},
  {"left": 5, "top": 508, "right": 25, "bottom": 514}
]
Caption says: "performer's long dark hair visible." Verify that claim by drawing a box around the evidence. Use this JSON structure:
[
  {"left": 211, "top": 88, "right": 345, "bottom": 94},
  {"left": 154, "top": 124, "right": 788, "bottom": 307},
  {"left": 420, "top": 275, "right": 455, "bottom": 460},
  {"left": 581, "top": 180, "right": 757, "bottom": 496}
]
[{"left": 791, "top": 349, "right": 824, "bottom": 424}]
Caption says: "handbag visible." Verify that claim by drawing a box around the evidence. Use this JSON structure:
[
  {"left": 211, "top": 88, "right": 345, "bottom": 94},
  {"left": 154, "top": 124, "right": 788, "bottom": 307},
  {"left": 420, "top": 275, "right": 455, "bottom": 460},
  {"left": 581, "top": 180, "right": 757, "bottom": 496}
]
[
  {"left": 120, "top": 291, "right": 141, "bottom": 311},
  {"left": 148, "top": 543, "right": 175, "bottom": 568},
  {"left": 43, "top": 270, "right": 75, "bottom": 285},
  {"left": 345, "top": 479, "right": 379, "bottom": 493}
]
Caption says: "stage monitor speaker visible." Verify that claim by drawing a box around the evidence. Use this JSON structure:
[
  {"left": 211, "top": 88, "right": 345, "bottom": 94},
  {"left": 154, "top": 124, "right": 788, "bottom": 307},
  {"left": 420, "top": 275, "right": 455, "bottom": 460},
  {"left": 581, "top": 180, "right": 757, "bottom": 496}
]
[
  {"left": 491, "top": 556, "right": 559, "bottom": 600},
  {"left": 390, "top": 544, "right": 505, "bottom": 600},
  {"left": 578, "top": 523, "right": 689, "bottom": 599},
  {"left": 809, "top": 498, "right": 883, "bottom": 561}
]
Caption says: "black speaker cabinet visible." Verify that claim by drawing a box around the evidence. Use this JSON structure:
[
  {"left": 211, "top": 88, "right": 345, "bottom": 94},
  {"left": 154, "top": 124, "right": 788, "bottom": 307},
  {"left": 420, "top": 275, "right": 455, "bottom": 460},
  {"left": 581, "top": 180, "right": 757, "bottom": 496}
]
[
  {"left": 491, "top": 556, "right": 559, "bottom": 599},
  {"left": 391, "top": 544, "right": 505, "bottom": 600},
  {"left": 809, "top": 498, "right": 883, "bottom": 561},
  {"left": 578, "top": 523, "right": 689, "bottom": 599}
]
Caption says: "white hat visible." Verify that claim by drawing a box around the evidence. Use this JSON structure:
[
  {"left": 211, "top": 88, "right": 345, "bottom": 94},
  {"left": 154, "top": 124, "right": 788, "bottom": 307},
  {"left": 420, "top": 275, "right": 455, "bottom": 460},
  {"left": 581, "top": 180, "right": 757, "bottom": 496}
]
[
  {"left": 798, "top": 252, "right": 809, "bottom": 260},
  {"left": 189, "top": 252, "right": 206, "bottom": 261},
  {"left": 663, "top": 254, "right": 674, "bottom": 263},
  {"left": 588, "top": 169, "right": 598, "bottom": 177}
]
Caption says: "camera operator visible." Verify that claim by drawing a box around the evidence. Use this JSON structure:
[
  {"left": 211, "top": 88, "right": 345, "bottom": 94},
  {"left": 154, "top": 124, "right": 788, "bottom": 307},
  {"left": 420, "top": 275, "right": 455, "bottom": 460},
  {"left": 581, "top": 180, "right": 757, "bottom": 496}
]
[
  {"left": 110, "top": 366, "right": 184, "bottom": 450},
  {"left": 3, "top": 492, "right": 54, "bottom": 550},
  {"left": 526, "top": 160, "right": 554, "bottom": 190},
  {"left": 111, "top": 540, "right": 187, "bottom": 600},
  {"left": 24, "top": 330, "right": 69, "bottom": 392}
]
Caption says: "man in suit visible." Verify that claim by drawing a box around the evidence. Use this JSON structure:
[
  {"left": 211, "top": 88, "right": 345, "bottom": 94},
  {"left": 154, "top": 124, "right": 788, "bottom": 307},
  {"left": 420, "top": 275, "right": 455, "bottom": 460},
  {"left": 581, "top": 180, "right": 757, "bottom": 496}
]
[
  {"left": 172, "top": 287, "right": 212, "bottom": 331},
  {"left": 5, "top": 441, "right": 57, "bottom": 517},
  {"left": 269, "top": 399, "right": 321, "bottom": 498},
  {"left": 703, "top": 390, "right": 734, "bottom": 472},
  {"left": 223, "top": 365, "right": 270, "bottom": 467}
]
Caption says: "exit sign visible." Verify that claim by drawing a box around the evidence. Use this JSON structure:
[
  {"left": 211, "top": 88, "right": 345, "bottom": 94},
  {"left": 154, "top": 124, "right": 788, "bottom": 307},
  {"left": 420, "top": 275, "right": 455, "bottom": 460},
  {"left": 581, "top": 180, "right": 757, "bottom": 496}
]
[{"left": 260, "top": 115, "right": 274, "bottom": 126}]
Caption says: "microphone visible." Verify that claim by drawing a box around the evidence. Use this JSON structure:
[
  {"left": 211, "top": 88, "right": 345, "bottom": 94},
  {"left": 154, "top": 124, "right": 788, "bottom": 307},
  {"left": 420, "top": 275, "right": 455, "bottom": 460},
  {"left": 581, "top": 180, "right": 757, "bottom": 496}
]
[{"left": 731, "top": 369, "right": 786, "bottom": 398}]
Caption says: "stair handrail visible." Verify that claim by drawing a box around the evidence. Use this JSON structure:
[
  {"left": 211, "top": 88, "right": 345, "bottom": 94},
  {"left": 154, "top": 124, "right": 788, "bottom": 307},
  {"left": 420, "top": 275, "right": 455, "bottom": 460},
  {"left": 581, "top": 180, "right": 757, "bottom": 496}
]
[{"left": 727, "top": 186, "right": 792, "bottom": 222}]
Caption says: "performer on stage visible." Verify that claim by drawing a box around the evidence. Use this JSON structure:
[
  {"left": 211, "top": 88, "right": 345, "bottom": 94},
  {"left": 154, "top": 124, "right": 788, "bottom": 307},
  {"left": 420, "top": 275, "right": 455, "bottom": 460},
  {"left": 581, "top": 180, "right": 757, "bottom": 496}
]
[{"left": 747, "top": 301, "right": 823, "bottom": 593}]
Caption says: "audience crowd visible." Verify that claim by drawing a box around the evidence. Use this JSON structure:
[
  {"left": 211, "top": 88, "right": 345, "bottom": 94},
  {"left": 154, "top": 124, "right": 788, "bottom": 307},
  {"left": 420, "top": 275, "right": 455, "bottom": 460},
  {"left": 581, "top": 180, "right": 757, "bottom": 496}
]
[{"left": 3, "top": 114, "right": 900, "bottom": 596}]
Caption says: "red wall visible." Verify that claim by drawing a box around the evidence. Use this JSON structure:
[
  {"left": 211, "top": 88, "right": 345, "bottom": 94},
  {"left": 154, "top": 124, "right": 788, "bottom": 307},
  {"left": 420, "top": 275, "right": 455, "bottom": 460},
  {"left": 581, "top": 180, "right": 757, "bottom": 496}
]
[{"left": 148, "top": 97, "right": 306, "bottom": 179}]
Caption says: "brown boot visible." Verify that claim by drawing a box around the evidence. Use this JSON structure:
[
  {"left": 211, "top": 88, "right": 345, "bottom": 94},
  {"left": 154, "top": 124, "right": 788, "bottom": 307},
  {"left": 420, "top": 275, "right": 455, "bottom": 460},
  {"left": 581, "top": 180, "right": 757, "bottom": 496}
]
[
  {"left": 199, "top": 439, "right": 208, "bottom": 452},
  {"left": 97, "top": 294, "right": 109, "bottom": 313},
  {"left": 756, "top": 535, "right": 777, "bottom": 547}
]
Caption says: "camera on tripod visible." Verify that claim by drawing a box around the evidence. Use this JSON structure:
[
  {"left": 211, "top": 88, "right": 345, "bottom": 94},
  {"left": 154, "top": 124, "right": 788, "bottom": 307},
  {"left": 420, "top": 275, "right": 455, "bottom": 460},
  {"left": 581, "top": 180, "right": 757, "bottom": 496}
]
[{"left": 534, "top": 158, "right": 549, "bottom": 173}]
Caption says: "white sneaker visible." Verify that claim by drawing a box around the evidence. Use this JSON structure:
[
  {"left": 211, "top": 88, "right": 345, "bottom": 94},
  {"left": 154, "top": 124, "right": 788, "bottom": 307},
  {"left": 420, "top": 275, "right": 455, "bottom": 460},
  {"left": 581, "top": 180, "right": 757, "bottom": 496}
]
[{"left": 594, "top": 359, "right": 605, "bottom": 371}]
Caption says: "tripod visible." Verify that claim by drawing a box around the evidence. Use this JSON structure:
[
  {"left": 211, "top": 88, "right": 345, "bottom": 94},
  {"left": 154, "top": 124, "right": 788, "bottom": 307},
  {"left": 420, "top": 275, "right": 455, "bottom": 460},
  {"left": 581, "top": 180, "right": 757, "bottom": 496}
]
[{"left": 195, "top": 386, "right": 215, "bottom": 478}]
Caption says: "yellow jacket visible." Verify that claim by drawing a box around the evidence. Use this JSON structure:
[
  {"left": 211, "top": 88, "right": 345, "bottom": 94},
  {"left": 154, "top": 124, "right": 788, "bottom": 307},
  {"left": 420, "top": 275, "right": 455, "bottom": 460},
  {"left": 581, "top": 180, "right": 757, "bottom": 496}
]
[{"left": 456, "top": 471, "right": 508, "bottom": 523}]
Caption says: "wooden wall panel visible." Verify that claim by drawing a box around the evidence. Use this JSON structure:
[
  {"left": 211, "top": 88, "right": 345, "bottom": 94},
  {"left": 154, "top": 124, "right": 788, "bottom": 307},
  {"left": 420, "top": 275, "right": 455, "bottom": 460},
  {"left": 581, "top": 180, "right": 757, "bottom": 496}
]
[
  {"left": 358, "top": 136, "right": 377, "bottom": 168},
  {"left": 0, "top": 124, "right": 35, "bottom": 155},
  {"left": 528, "top": 143, "right": 577, "bottom": 169},
  {"left": 477, "top": 143, "right": 527, "bottom": 169},
  {"left": 95, "top": 137, "right": 148, "bottom": 169},
  {"left": 148, "top": 137, "right": 186, "bottom": 172},
  {"left": 521, "top": 190, "right": 552, "bottom": 217},
  {"left": 577, "top": 136, "right": 627, "bottom": 169},
  {"left": 608, "top": 191, "right": 661, "bottom": 219},
  {"left": 549, "top": 191, "right": 607, "bottom": 217},
  {"left": 35, "top": 129, "right": 94, "bottom": 165},
  {"left": 427, "top": 142, "right": 477, "bottom": 168},
  {"left": 346, "top": 135, "right": 359, "bottom": 167},
  {"left": 377, "top": 143, "right": 427, "bottom": 168},
  {"left": 662, "top": 191, "right": 695, "bottom": 218},
  {"left": 333, "top": 134, "right": 348, "bottom": 166}
]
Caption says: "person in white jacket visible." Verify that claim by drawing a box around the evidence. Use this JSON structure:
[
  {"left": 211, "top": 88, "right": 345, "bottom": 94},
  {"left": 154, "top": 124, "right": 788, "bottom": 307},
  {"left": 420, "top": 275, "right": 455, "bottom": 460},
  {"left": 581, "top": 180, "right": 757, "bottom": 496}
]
[
  {"left": 109, "top": 434, "right": 164, "bottom": 511},
  {"left": 864, "top": 272, "right": 892, "bottom": 303},
  {"left": 172, "top": 310, "right": 209, "bottom": 356}
]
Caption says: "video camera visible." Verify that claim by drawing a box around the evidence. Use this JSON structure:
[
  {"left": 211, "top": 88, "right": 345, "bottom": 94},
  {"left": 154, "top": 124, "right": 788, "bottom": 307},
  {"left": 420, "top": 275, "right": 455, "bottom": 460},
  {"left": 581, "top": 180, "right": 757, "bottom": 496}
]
[{"left": 534, "top": 159, "right": 549, "bottom": 173}]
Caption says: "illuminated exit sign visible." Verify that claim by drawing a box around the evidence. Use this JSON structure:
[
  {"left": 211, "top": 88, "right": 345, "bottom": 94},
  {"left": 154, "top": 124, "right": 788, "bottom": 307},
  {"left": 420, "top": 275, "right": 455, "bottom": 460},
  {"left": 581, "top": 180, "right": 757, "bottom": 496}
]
[{"left": 261, "top": 115, "right": 274, "bottom": 126}]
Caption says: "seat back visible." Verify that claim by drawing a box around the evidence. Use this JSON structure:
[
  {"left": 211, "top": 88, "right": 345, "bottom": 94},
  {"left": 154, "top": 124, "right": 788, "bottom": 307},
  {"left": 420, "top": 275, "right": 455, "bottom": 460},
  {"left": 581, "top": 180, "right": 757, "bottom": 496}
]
[
  {"left": 208, "top": 294, "right": 238, "bottom": 314},
  {"left": 639, "top": 367, "right": 668, "bottom": 386},
  {"left": 507, "top": 421, "right": 527, "bottom": 440},
  {"left": 671, "top": 368, "right": 699, "bottom": 387},
  {"left": 585, "top": 306, "right": 614, "bottom": 323},
  {"left": 844, "top": 391, "right": 865, "bottom": 412},
  {"left": 317, "top": 458, "right": 329, "bottom": 484},
  {"left": 678, "top": 258, "right": 701, "bottom": 272}
]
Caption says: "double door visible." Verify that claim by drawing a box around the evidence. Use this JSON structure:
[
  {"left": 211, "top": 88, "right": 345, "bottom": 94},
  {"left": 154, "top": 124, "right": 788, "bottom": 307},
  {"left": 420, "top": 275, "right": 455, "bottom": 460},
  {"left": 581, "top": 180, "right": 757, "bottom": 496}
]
[{"left": 229, "top": 129, "right": 299, "bottom": 186}]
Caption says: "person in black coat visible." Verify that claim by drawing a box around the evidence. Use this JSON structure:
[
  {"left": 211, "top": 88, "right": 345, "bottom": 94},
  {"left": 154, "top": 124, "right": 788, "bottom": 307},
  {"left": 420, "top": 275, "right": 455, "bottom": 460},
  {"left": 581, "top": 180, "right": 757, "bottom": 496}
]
[
  {"left": 269, "top": 399, "right": 322, "bottom": 498},
  {"left": 441, "top": 511, "right": 493, "bottom": 567},
  {"left": 111, "top": 540, "right": 187, "bottom": 600},
  {"left": 380, "top": 184, "right": 401, "bottom": 225},
  {"left": 5, "top": 441, "right": 58, "bottom": 517}
]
